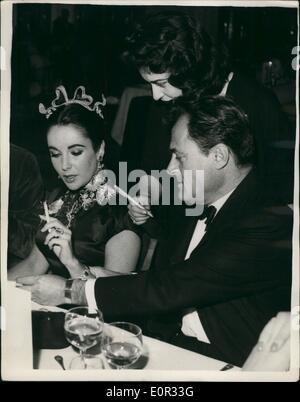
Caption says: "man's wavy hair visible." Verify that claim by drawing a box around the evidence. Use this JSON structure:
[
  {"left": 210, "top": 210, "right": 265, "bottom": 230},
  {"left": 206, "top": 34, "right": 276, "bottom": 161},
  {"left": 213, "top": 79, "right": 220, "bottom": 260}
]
[
  {"left": 171, "top": 96, "right": 255, "bottom": 166},
  {"left": 123, "top": 11, "right": 231, "bottom": 103}
]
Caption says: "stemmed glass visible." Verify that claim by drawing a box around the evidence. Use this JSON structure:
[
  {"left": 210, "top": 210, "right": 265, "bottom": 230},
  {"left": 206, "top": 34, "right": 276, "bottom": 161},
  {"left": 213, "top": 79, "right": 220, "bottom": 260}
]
[
  {"left": 101, "top": 321, "right": 143, "bottom": 369},
  {"left": 64, "top": 306, "right": 104, "bottom": 369}
]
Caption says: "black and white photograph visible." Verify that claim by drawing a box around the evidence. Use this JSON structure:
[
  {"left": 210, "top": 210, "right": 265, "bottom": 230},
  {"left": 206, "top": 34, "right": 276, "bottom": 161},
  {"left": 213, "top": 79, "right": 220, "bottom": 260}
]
[{"left": 1, "top": 0, "right": 299, "bottom": 383}]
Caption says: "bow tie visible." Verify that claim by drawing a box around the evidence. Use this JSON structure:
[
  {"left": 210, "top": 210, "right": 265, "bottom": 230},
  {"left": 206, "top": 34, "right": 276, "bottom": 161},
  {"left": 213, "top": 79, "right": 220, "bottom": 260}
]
[{"left": 199, "top": 205, "right": 217, "bottom": 229}]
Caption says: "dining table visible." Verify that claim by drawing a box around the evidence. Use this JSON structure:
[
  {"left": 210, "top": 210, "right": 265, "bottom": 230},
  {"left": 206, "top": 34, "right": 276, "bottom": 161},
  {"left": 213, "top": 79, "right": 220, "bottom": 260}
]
[
  {"left": 3, "top": 281, "right": 246, "bottom": 381},
  {"left": 33, "top": 302, "right": 240, "bottom": 372}
]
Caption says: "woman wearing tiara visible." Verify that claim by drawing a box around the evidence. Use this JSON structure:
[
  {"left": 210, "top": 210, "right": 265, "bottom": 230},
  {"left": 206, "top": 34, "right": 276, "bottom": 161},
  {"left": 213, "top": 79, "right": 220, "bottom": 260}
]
[{"left": 8, "top": 86, "right": 141, "bottom": 280}]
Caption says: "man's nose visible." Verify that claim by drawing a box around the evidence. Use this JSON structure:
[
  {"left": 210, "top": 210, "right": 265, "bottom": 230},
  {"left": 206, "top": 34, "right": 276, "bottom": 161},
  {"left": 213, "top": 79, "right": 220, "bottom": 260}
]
[{"left": 151, "top": 84, "right": 163, "bottom": 101}]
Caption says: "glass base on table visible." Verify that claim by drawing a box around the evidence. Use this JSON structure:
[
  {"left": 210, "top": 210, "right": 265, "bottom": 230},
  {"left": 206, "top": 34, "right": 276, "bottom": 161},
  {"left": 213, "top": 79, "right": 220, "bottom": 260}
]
[{"left": 69, "top": 354, "right": 104, "bottom": 370}]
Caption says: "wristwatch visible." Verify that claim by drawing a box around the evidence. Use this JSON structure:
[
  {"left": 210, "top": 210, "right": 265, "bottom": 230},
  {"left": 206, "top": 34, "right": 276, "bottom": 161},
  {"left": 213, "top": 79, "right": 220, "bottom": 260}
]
[
  {"left": 64, "top": 265, "right": 92, "bottom": 302},
  {"left": 64, "top": 278, "right": 74, "bottom": 302}
]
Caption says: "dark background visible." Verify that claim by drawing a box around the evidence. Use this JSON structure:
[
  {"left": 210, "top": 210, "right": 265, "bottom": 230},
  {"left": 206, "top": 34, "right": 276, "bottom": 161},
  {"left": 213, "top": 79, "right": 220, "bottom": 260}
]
[{"left": 10, "top": 3, "right": 297, "bottom": 188}]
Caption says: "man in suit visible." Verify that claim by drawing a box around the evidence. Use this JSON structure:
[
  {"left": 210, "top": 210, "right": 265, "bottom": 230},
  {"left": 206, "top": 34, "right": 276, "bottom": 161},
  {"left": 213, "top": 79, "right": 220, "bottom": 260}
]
[{"left": 19, "top": 96, "right": 292, "bottom": 367}]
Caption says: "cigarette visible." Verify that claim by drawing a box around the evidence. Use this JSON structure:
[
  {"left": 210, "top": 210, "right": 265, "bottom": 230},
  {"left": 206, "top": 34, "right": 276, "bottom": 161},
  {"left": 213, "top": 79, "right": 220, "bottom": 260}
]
[
  {"left": 113, "top": 184, "right": 154, "bottom": 218},
  {"left": 43, "top": 201, "right": 50, "bottom": 223}
]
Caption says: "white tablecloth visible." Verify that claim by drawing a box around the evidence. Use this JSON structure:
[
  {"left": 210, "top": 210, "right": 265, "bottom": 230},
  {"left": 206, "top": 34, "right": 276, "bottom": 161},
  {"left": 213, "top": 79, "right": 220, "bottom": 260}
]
[
  {"left": 32, "top": 302, "right": 237, "bottom": 371},
  {"left": 37, "top": 334, "right": 231, "bottom": 371}
]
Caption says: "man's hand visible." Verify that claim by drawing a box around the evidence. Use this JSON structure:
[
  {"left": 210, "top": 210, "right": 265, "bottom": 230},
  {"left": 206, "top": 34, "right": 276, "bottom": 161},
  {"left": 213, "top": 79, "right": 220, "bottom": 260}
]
[{"left": 17, "top": 275, "right": 66, "bottom": 306}]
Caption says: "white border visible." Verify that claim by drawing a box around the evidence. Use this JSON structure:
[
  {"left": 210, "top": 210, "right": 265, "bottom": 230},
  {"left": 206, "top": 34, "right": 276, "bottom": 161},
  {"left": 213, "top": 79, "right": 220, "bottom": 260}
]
[
  {"left": 1, "top": 0, "right": 299, "bottom": 382},
  {"left": 2, "top": 0, "right": 299, "bottom": 8}
]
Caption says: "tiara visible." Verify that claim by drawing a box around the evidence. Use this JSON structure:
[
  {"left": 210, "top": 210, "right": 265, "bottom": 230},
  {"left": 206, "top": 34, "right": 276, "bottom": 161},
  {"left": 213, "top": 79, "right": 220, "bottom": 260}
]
[{"left": 39, "top": 85, "right": 106, "bottom": 119}]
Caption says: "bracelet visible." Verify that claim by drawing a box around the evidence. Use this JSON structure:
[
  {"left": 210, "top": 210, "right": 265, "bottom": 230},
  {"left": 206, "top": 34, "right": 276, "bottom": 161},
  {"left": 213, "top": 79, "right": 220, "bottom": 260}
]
[{"left": 79, "top": 264, "right": 93, "bottom": 280}]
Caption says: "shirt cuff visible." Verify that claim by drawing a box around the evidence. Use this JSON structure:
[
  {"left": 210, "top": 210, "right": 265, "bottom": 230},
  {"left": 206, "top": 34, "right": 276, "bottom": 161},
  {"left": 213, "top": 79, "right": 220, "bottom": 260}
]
[{"left": 85, "top": 279, "right": 97, "bottom": 310}]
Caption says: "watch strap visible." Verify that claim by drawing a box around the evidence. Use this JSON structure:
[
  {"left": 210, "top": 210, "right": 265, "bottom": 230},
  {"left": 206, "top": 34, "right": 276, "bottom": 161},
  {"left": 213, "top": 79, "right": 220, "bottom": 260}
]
[{"left": 64, "top": 278, "right": 74, "bottom": 301}]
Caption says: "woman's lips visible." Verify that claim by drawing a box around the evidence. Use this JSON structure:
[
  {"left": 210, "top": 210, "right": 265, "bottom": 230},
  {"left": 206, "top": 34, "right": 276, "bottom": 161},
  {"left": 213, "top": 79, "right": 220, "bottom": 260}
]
[{"left": 63, "top": 175, "right": 77, "bottom": 183}]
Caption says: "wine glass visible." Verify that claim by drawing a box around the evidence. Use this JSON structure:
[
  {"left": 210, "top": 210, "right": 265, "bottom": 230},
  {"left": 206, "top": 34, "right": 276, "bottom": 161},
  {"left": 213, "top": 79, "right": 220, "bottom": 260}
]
[
  {"left": 64, "top": 306, "right": 104, "bottom": 369},
  {"left": 101, "top": 321, "right": 143, "bottom": 369}
]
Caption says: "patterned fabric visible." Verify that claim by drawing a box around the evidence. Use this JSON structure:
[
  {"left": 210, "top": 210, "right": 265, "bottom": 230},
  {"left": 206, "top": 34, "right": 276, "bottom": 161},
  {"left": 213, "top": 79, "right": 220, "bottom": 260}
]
[
  {"left": 48, "top": 188, "right": 96, "bottom": 228},
  {"left": 46, "top": 168, "right": 116, "bottom": 228}
]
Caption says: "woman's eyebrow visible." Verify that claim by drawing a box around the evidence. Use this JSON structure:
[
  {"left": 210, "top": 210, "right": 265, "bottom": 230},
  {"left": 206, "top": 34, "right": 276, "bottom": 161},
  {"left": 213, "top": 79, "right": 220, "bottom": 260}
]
[
  {"left": 48, "top": 144, "right": 86, "bottom": 151},
  {"left": 68, "top": 144, "right": 86, "bottom": 150}
]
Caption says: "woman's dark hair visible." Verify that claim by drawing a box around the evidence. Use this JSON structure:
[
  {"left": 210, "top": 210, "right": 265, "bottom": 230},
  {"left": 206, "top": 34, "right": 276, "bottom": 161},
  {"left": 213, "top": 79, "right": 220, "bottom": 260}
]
[
  {"left": 171, "top": 96, "right": 255, "bottom": 166},
  {"left": 123, "top": 11, "right": 231, "bottom": 103},
  {"left": 47, "top": 103, "right": 105, "bottom": 151}
]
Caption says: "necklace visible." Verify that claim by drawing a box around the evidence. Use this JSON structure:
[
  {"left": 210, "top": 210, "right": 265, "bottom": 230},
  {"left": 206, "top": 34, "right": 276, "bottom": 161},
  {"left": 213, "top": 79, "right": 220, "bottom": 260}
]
[{"left": 47, "top": 167, "right": 116, "bottom": 228}]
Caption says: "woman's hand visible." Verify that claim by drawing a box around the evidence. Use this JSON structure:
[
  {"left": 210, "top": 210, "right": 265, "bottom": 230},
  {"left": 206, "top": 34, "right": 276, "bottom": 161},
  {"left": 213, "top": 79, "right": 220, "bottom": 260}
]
[
  {"left": 128, "top": 195, "right": 152, "bottom": 225},
  {"left": 40, "top": 217, "right": 78, "bottom": 272},
  {"left": 128, "top": 174, "right": 161, "bottom": 225}
]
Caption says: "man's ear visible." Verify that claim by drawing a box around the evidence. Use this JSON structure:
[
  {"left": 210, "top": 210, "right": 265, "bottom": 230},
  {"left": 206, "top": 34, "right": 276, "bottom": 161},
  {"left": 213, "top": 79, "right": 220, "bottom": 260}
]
[
  {"left": 210, "top": 144, "right": 229, "bottom": 169},
  {"left": 97, "top": 140, "right": 105, "bottom": 161}
]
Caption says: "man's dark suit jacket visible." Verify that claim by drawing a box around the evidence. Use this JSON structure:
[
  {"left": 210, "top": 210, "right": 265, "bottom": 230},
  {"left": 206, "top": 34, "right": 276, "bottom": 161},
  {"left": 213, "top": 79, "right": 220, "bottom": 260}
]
[{"left": 94, "top": 171, "right": 292, "bottom": 366}]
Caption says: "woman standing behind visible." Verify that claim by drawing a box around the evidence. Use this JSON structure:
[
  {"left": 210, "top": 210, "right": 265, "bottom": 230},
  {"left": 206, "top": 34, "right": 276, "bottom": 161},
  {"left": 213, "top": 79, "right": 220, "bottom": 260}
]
[{"left": 8, "top": 86, "right": 141, "bottom": 280}]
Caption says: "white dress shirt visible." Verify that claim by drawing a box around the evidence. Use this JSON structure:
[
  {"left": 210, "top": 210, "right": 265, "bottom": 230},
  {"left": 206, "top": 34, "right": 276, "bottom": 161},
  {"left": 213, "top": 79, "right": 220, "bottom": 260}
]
[
  {"left": 85, "top": 278, "right": 97, "bottom": 310},
  {"left": 181, "top": 189, "right": 235, "bottom": 343}
]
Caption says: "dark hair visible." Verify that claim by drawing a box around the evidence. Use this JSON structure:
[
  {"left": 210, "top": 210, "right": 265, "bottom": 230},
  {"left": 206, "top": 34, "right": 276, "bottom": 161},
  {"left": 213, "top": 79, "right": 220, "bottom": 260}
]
[
  {"left": 47, "top": 103, "right": 105, "bottom": 151},
  {"left": 123, "top": 11, "right": 230, "bottom": 102},
  {"left": 173, "top": 96, "right": 254, "bottom": 166}
]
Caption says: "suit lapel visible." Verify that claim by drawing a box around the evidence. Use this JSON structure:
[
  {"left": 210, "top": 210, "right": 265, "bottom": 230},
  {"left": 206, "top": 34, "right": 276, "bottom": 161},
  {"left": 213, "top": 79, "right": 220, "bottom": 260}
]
[
  {"left": 166, "top": 171, "right": 262, "bottom": 266},
  {"left": 188, "top": 171, "right": 262, "bottom": 252},
  {"left": 202, "top": 170, "right": 261, "bottom": 239}
]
